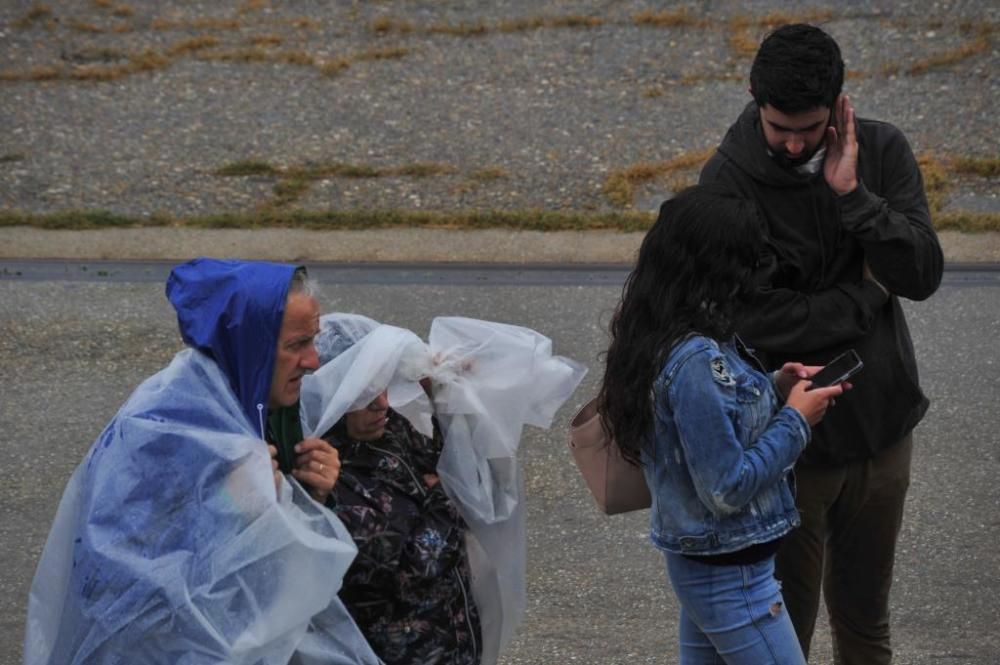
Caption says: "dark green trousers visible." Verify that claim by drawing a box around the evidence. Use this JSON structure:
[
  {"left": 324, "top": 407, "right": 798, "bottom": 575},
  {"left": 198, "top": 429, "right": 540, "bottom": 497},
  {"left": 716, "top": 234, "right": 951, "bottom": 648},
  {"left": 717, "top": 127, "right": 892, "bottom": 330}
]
[{"left": 775, "top": 435, "right": 913, "bottom": 665}]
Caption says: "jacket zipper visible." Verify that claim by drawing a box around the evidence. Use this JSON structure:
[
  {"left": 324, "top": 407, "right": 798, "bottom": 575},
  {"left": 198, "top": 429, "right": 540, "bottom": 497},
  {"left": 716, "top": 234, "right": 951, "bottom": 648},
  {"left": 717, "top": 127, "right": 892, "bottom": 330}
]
[
  {"left": 368, "top": 445, "right": 427, "bottom": 497},
  {"left": 454, "top": 568, "right": 479, "bottom": 659},
  {"left": 369, "top": 444, "right": 477, "bottom": 658}
]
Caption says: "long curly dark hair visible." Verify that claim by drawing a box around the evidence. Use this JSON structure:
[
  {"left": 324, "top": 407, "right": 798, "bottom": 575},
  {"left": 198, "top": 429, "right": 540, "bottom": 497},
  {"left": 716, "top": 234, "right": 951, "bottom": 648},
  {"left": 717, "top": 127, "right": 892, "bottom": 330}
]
[{"left": 598, "top": 184, "right": 765, "bottom": 466}]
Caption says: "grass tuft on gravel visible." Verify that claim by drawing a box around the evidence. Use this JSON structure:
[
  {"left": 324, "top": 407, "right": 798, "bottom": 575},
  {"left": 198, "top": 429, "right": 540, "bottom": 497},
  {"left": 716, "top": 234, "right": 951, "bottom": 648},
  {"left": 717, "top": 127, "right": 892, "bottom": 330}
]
[
  {"left": 951, "top": 156, "right": 1000, "bottom": 178},
  {"left": 907, "top": 36, "right": 990, "bottom": 75},
  {"left": 13, "top": 4, "right": 54, "bottom": 29},
  {"left": 0, "top": 209, "right": 157, "bottom": 229},
  {"left": 603, "top": 147, "right": 717, "bottom": 207},
  {"left": 3, "top": 207, "right": 996, "bottom": 233},
  {"left": 213, "top": 160, "right": 464, "bottom": 207},
  {"left": 633, "top": 9, "right": 703, "bottom": 28}
]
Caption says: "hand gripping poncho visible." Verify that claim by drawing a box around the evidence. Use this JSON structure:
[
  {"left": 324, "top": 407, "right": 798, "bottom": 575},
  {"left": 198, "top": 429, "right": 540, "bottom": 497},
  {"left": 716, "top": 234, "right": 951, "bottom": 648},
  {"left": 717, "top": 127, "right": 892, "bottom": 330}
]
[
  {"left": 23, "top": 259, "right": 379, "bottom": 665},
  {"left": 299, "top": 314, "right": 588, "bottom": 665}
]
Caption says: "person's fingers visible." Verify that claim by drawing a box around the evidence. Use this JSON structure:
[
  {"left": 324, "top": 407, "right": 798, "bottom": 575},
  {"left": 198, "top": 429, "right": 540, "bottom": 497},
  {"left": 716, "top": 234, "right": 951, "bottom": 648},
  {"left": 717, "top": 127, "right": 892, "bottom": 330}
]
[
  {"left": 296, "top": 450, "right": 340, "bottom": 471},
  {"left": 295, "top": 437, "right": 329, "bottom": 453}
]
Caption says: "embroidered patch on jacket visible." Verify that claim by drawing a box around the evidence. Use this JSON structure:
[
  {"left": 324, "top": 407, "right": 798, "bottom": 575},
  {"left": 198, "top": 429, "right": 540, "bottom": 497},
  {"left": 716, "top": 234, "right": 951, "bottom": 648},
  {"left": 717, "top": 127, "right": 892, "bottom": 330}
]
[{"left": 711, "top": 358, "right": 735, "bottom": 386}]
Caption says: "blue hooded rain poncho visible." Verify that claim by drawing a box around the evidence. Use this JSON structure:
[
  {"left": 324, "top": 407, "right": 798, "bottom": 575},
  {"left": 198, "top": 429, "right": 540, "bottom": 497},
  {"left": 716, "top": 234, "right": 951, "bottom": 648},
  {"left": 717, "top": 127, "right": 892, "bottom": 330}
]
[{"left": 23, "top": 258, "right": 380, "bottom": 665}]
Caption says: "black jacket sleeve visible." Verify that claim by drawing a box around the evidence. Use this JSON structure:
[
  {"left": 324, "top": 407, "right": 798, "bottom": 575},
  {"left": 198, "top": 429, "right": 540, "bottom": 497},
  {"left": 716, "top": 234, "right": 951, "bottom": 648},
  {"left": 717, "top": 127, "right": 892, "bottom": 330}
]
[{"left": 841, "top": 122, "right": 943, "bottom": 301}]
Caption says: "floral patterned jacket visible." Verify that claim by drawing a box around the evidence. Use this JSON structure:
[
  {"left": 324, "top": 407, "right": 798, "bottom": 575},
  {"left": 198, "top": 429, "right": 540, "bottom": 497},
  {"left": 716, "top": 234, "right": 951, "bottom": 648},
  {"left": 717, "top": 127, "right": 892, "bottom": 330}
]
[{"left": 326, "top": 410, "right": 482, "bottom": 665}]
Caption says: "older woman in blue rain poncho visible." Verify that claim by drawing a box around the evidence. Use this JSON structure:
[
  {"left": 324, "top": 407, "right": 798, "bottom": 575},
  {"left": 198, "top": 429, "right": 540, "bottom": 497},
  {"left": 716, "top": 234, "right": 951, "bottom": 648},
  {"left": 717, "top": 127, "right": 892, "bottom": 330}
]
[
  {"left": 23, "top": 259, "right": 379, "bottom": 665},
  {"left": 295, "top": 313, "right": 588, "bottom": 665}
]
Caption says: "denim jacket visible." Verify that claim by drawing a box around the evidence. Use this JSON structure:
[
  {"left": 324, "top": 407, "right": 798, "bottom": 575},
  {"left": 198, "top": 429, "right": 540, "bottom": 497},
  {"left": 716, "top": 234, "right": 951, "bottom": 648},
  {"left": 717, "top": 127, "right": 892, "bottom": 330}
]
[{"left": 643, "top": 335, "right": 810, "bottom": 556}]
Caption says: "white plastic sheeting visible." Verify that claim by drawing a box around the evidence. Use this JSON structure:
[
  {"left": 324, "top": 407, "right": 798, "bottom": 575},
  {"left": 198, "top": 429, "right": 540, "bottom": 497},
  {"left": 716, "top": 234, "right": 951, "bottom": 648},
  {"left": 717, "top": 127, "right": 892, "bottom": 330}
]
[{"left": 300, "top": 315, "right": 587, "bottom": 665}]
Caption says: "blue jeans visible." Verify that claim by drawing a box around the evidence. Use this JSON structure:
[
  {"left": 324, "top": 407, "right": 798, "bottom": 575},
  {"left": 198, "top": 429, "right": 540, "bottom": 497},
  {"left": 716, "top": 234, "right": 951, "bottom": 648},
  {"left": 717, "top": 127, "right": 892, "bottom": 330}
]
[{"left": 665, "top": 552, "right": 806, "bottom": 665}]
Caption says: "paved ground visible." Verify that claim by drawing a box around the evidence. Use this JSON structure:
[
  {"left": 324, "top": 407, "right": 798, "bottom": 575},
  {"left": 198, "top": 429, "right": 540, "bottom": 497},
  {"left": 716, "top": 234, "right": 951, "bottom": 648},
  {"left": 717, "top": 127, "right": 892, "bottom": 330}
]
[{"left": 2, "top": 269, "right": 998, "bottom": 665}]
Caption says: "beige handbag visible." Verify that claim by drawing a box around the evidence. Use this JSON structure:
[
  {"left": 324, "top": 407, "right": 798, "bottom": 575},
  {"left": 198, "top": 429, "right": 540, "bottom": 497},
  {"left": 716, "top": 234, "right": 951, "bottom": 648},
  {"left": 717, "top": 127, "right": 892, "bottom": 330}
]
[{"left": 567, "top": 397, "right": 651, "bottom": 515}]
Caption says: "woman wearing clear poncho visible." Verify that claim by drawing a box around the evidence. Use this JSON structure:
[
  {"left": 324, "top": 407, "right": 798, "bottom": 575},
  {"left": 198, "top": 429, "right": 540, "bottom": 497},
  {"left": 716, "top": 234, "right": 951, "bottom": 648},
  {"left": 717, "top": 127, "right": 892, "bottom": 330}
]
[{"left": 296, "top": 314, "right": 587, "bottom": 665}]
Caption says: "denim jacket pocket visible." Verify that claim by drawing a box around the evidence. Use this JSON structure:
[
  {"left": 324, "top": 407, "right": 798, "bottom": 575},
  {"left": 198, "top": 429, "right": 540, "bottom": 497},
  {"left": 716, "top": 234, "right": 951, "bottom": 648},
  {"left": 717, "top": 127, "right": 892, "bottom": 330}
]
[
  {"left": 734, "top": 372, "right": 767, "bottom": 403},
  {"left": 732, "top": 372, "right": 772, "bottom": 446}
]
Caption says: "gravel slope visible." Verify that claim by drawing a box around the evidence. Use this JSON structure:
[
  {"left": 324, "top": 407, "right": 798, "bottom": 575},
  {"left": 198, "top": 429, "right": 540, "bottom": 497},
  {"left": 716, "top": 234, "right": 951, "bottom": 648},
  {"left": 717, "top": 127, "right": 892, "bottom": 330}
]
[{"left": 1, "top": 1, "right": 997, "bottom": 223}]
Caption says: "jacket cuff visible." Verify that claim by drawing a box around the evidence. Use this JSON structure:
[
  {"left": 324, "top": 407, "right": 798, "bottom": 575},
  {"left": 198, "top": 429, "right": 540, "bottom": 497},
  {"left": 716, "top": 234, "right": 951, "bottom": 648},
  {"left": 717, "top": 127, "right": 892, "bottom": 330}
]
[
  {"left": 837, "top": 180, "right": 876, "bottom": 230},
  {"left": 778, "top": 405, "right": 811, "bottom": 453}
]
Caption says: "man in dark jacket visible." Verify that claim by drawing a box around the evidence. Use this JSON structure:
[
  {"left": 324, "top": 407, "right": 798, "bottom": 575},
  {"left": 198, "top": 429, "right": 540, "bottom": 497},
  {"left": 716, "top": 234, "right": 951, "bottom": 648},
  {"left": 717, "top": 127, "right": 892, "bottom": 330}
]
[{"left": 699, "top": 24, "right": 943, "bottom": 665}]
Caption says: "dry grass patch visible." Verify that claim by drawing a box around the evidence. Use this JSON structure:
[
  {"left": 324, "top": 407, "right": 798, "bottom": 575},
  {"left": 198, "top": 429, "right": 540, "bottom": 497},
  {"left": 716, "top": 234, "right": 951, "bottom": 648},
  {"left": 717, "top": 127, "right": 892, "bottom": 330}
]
[
  {"left": 679, "top": 71, "right": 743, "bottom": 85},
  {"left": 917, "top": 153, "right": 1000, "bottom": 220},
  {"left": 373, "top": 14, "right": 603, "bottom": 37},
  {"left": 0, "top": 209, "right": 151, "bottom": 230},
  {"left": 184, "top": 208, "right": 657, "bottom": 232},
  {"left": 279, "top": 51, "right": 316, "bottom": 67},
  {"left": 951, "top": 156, "right": 1000, "bottom": 178},
  {"left": 0, "top": 65, "right": 62, "bottom": 82},
  {"left": 908, "top": 35, "right": 990, "bottom": 75},
  {"left": 633, "top": 9, "right": 702, "bottom": 28},
  {"left": 214, "top": 160, "right": 278, "bottom": 177},
  {"left": 755, "top": 10, "right": 834, "bottom": 28},
  {"left": 318, "top": 57, "right": 351, "bottom": 76},
  {"left": 198, "top": 48, "right": 272, "bottom": 63},
  {"left": 151, "top": 16, "right": 241, "bottom": 31},
  {"left": 248, "top": 34, "right": 284, "bottom": 47},
  {"left": 604, "top": 147, "right": 716, "bottom": 207},
  {"left": 934, "top": 211, "right": 1000, "bottom": 232},
  {"left": 69, "top": 20, "right": 105, "bottom": 33},
  {"left": 168, "top": 36, "right": 221, "bottom": 56},
  {"left": 4, "top": 203, "right": 997, "bottom": 234},
  {"left": 918, "top": 153, "right": 950, "bottom": 213},
  {"left": 468, "top": 167, "right": 510, "bottom": 182},
  {"left": 13, "top": 4, "right": 54, "bottom": 29},
  {"left": 215, "top": 159, "right": 462, "bottom": 207},
  {"left": 543, "top": 15, "right": 605, "bottom": 29},
  {"left": 316, "top": 47, "right": 410, "bottom": 76},
  {"left": 290, "top": 17, "right": 321, "bottom": 30},
  {"left": 65, "top": 49, "right": 171, "bottom": 81},
  {"left": 371, "top": 17, "right": 415, "bottom": 34},
  {"left": 497, "top": 15, "right": 604, "bottom": 32},
  {"left": 428, "top": 21, "right": 489, "bottom": 37},
  {"left": 727, "top": 11, "right": 835, "bottom": 57},
  {"left": 727, "top": 17, "right": 761, "bottom": 57},
  {"left": 197, "top": 47, "right": 319, "bottom": 69},
  {"left": 356, "top": 46, "right": 410, "bottom": 61}
]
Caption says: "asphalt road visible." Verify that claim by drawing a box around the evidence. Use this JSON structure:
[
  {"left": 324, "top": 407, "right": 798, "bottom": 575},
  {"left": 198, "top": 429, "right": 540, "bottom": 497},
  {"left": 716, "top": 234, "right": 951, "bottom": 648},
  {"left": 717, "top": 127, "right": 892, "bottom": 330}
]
[{"left": 1, "top": 264, "right": 998, "bottom": 664}]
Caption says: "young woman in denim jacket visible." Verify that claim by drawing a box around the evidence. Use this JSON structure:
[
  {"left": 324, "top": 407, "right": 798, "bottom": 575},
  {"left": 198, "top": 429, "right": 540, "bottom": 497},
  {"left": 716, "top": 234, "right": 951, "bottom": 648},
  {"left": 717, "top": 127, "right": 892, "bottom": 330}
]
[{"left": 598, "top": 184, "right": 846, "bottom": 664}]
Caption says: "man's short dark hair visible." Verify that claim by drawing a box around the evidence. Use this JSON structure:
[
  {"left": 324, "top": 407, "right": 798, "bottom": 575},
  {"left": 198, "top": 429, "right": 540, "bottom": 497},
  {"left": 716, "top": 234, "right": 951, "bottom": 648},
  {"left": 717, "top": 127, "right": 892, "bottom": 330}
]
[{"left": 750, "top": 23, "right": 844, "bottom": 113}]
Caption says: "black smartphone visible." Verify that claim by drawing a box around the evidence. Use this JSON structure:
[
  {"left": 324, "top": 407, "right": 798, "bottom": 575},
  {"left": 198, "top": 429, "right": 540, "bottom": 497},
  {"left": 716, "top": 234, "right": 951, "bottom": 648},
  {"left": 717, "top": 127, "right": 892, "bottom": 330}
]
[{"left": 808, "top": 349, "right": 863, "bottom": 389}]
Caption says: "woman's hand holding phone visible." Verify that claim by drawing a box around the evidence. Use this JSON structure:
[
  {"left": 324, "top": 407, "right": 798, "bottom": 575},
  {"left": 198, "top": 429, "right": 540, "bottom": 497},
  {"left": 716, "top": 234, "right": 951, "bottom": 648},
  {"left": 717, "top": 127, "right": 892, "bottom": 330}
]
[{"left": 786, "top": 381, "right": 845, "bottom": 427}]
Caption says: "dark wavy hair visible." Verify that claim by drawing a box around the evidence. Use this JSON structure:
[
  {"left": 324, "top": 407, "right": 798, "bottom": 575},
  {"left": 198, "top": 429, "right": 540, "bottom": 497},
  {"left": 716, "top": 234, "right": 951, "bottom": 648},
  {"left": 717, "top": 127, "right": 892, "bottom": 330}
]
[
  {"left": 750, "top": 23, "right": 844, "bottom": 113},
  {"left": 598, "top": 184, "right": 764, "bottom": 466}
]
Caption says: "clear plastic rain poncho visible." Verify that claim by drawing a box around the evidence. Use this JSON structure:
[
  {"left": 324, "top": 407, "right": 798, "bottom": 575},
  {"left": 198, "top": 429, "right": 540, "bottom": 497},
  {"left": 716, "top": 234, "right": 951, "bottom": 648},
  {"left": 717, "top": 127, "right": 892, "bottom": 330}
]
[
  {"left": 299, "top": 314, "right": 588, "bottom": 665},
  {"left": 23, "top": 259, "right": 380, "bottom": 665}
]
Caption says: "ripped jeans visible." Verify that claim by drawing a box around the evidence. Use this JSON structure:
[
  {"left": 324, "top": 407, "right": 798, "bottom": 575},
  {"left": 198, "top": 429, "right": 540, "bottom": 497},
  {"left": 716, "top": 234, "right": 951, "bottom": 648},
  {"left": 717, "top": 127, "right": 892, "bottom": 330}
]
[{"left": 665, "top": 552, "right": 806, "bottom": 665}]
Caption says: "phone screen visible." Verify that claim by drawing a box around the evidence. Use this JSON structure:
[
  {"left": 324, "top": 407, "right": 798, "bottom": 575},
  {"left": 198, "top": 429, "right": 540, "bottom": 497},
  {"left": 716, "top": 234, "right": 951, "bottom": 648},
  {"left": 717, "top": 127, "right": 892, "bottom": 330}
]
[{"left": 809, "top": 350, "right": 863, "bottom": 389}]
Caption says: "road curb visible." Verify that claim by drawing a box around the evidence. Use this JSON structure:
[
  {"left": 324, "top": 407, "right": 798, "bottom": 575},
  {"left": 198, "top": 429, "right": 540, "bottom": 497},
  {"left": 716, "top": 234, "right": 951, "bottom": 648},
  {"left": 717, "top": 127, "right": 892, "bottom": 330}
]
[{"left": 2, "top": 227, "right": 998, "bottom": 264}]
